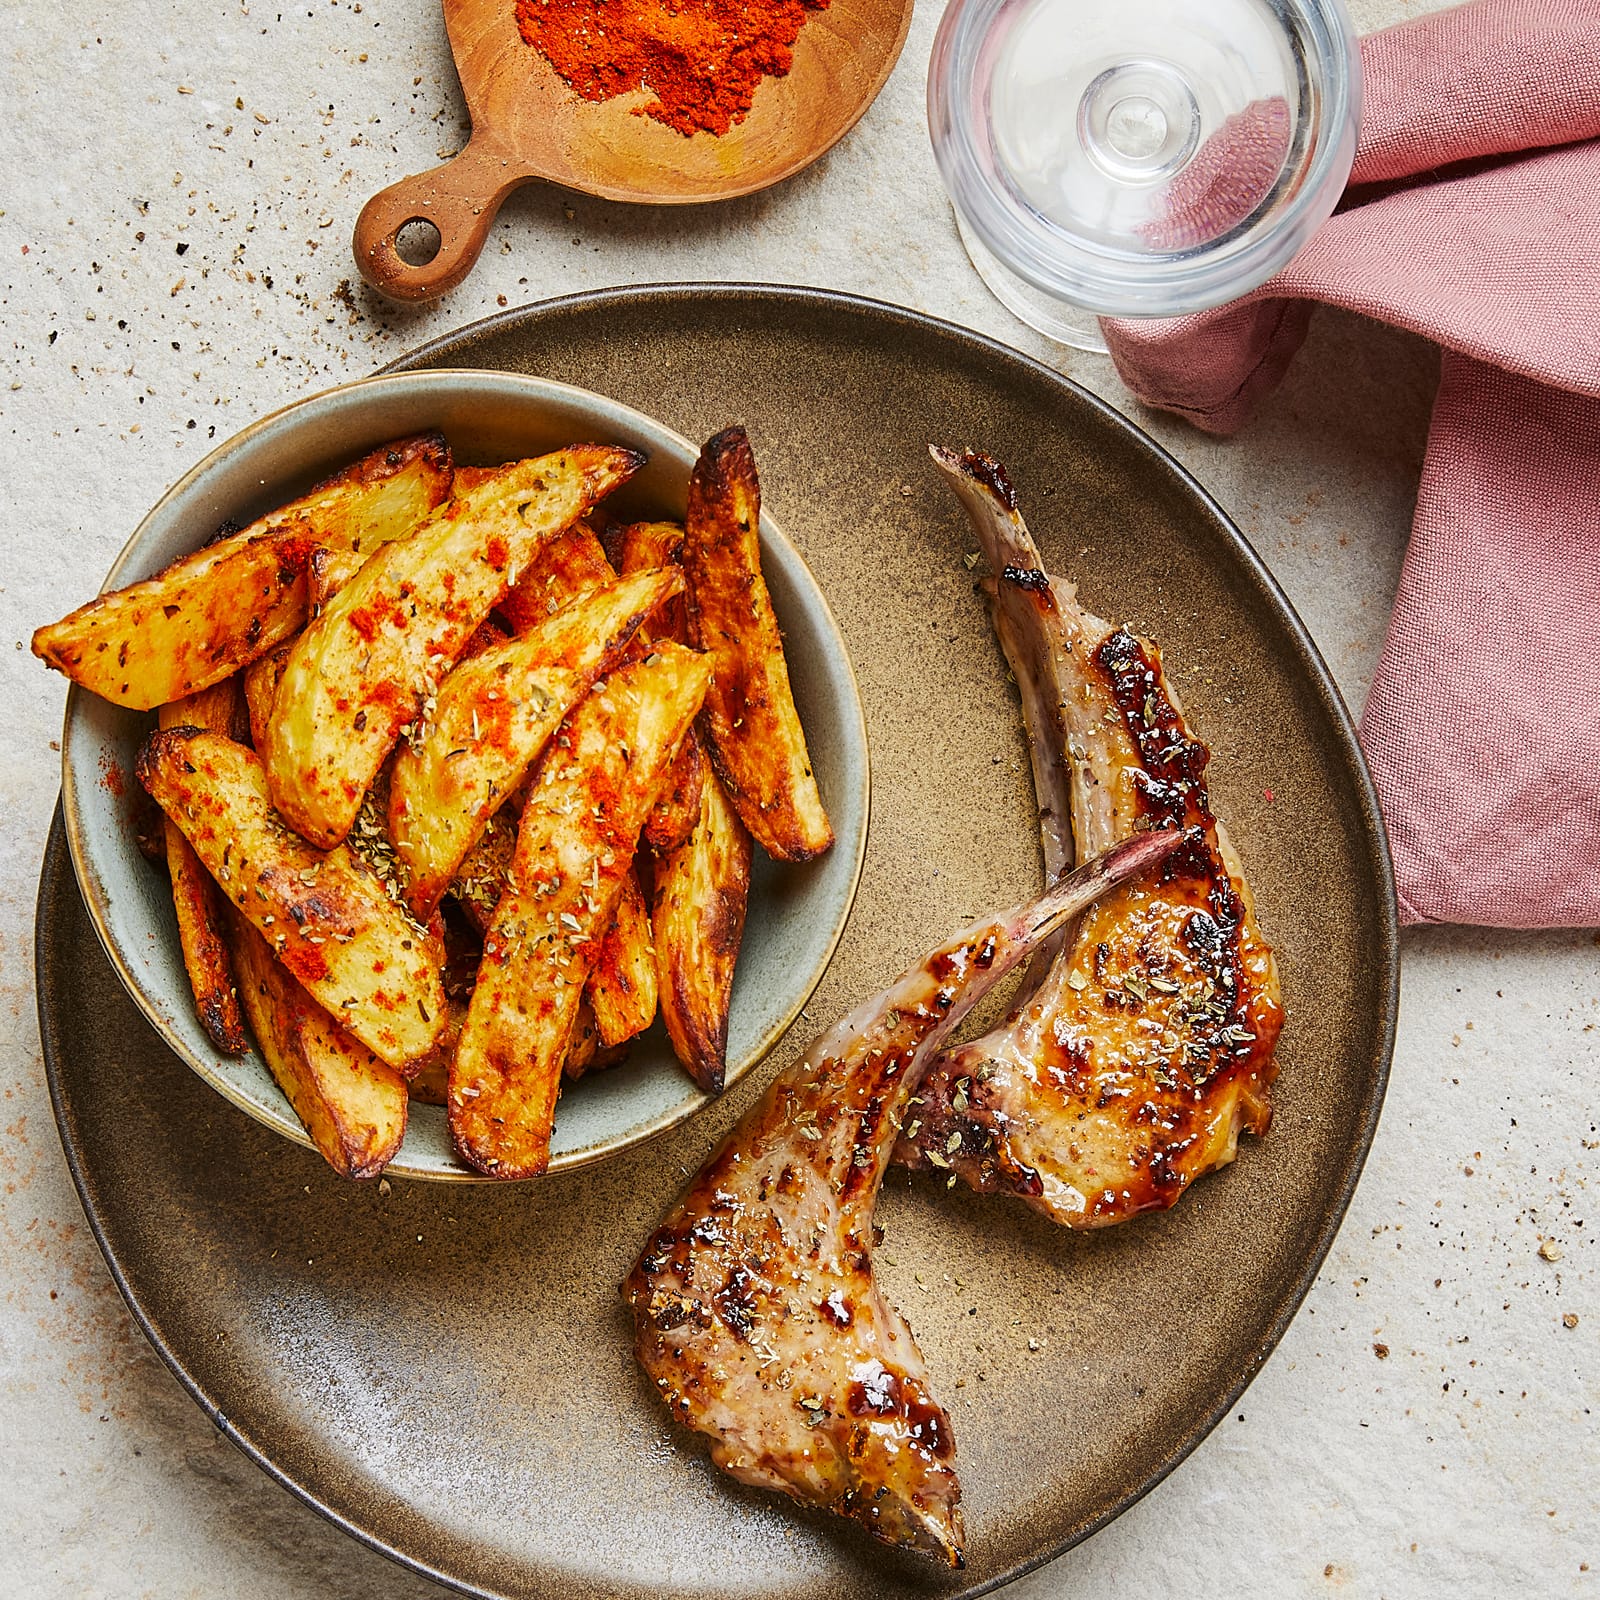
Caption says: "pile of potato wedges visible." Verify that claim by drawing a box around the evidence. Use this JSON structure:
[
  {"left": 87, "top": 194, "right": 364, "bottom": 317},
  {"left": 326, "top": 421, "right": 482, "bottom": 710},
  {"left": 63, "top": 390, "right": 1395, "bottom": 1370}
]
[{"left": 35, "top": 425, "right": 832, "bottom": 1180}]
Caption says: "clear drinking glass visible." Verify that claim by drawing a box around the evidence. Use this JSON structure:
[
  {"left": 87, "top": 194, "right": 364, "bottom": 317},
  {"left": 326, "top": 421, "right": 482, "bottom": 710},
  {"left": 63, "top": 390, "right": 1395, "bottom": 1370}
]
[{"left": 928, "top": 0, "right": 1361, "bottom": 350}]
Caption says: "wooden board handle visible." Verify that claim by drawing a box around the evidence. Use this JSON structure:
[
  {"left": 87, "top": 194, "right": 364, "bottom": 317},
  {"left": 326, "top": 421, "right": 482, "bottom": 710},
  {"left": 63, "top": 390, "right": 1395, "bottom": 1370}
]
[{"left": 353, "top": 138, "right": 531, "bottom": 302}]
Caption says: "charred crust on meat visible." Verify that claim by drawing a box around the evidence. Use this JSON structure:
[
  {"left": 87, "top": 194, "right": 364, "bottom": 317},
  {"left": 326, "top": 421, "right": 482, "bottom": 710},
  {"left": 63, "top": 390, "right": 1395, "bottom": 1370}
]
[
  {"left": 952, "top": 448, "right": 1018, "bottom": 511},
  {"left": 1094, "top": 628, "right": 1212, "bottom": 828},
  {"left": 713, "top": 1264, "right": 757, "bottom": 1341},
  {"left": 1183, "top": 907, "right": 1226, "bottom": 963},
  {"left": 819, "top": 1290, "right": 854, "bottom": 1328},
  {"left": 1000, "top": 563, "right": 1051, "bottom": 592}
]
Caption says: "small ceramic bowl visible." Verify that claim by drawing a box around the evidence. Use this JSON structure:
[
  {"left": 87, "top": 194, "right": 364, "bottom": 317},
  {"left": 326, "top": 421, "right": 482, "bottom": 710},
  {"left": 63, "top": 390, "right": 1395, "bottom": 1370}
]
[{"left": 60, "top": 371, "right": 869, "bottom": 1180}]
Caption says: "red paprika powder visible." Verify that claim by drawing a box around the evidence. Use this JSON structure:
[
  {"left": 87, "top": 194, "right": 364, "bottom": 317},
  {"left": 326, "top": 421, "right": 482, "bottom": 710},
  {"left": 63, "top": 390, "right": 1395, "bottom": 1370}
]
[{"left": 514, "top": 0, "right": 831, "bottom": 138}]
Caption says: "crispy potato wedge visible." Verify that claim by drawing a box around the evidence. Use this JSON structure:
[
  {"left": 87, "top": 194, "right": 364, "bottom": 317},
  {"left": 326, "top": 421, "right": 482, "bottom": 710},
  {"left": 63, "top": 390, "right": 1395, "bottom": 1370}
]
[
  {"left": 616, "top": 520, "right": 704, "bottom": 851},
  {"left": 307, "top": 545, "right": 367, "bottom": 614},
  {"left": 615, "top": 519, "right": 684, "bottom": 564},
  {"left": 587, "top": 867, "right": 659, "bottom": 1048},
  {"left": 230, "top": 912, "right": 407, "bottom": 1178},
  {"left": 459, "top": 616, "right": 511, "bottom": 663},
  {"left": 449, "top": 808, "right": 517, "bottom": 932},
  {"left": 450, "top": 465, "right": 500, "bottom": 495},
  {"left": 263, "top": 445, "right": 644, "bottom": 848},
  {"left": 308, "top": 530, "right": 468, "bottom": 619},
  {"left": 137, "top": 728, "right": 445, "bottom": 1068},
  {"left": 164, "top": 676, "right": 253, "bottom": 745},
  {"left": 158, "top": 682, "right": 249, "bottom": 1052},
  {"left": 33, "top": 433, "right": 452, "bottom": 710},
  {"left": 389, "top": 568, "right": 682, "bottom": 917},
  {"left": 564, "top": 1009, "right": 630, "bottom": 1080},
  {"left": 242, "top": 639, "right": 294, "bottom": 749},
  {"left": 683, "top": 427, "right": 833, "bottom": 862},
  {"left": 651, "top": 769, "right": 753, "bottom": 1092},
  {"left": 563, "top": 993, "right": 604, "bottom": 1078},
  {"left": 312, "top": 545, "right": 529, "bottom": 643},
  {"left": 615, "top": 520, "right": 689, "bottom": 636},
  {"left": 450, "top": 642, "right": 712, "bottom": 1177},
  {"left": 324, "top": 616, "right": 506, "bottom": 764},
  {"left": 496, "top": 521, "right": 616, "bottom": 633},
  {"left": 643, "top": 718, "right": 704, "bottom": 854}
]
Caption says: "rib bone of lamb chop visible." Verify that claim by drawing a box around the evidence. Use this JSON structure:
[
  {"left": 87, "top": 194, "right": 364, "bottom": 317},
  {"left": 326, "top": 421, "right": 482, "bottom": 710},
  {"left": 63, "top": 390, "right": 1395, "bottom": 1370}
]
[
  {"left": 895, "top": 448, "right": 1283, "bottom": 1227},
  {"left": 625, "top": 828, "right": 1181, "bottom": 1565}
]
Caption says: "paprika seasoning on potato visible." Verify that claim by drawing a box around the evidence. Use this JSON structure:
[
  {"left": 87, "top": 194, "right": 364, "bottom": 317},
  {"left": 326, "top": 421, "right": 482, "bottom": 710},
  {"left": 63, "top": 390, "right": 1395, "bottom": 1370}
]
[{"left": 514, "top": 0, "right": 831, "bottom": 138}]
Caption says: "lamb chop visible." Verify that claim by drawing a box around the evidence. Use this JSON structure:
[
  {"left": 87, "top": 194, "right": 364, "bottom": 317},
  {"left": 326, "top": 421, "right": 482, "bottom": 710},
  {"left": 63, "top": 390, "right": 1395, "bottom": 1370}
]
[
  {"left": 895, "top": 449, "right": 1282, "bottom": 1227},
  {"left": 625, "top": 828, "right": 1181, "bottom": 1564}
]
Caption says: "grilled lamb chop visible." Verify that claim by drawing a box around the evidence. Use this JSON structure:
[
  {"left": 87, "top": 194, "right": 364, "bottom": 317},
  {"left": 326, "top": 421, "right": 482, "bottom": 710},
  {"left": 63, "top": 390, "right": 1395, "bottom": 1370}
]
[
  {"left": 896, "top": 448, "right": 1282, "bottom": 1227},
  {"left": 625, "top": 829, "right": 1181, "bottom": 1564}
]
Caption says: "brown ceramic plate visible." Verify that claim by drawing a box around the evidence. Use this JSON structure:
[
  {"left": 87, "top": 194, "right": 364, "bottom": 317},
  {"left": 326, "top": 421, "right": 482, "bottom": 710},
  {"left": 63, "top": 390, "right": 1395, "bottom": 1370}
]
[{"left": 38, "top": 286, "right": 1397, "bottom": 1599}]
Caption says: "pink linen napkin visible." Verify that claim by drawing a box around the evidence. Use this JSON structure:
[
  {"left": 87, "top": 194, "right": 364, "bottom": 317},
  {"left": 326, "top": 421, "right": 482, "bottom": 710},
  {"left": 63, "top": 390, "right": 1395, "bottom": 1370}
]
[{"left": 1101, "top": 0, "right": 1600, "bottom": 928}]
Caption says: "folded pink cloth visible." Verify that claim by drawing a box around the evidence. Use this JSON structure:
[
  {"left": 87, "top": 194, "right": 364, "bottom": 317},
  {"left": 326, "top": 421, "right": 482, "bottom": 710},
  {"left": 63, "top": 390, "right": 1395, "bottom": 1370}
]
[{"left": 1102, "top": 0, "right": 1600, "bottom": 927}]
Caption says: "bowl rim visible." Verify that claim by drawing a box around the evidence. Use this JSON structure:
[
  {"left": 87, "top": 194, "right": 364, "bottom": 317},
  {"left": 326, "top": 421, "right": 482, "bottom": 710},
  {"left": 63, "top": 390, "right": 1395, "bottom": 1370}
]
[{"left": 58, "top": 367, "right": 871, "bottom": 1181}]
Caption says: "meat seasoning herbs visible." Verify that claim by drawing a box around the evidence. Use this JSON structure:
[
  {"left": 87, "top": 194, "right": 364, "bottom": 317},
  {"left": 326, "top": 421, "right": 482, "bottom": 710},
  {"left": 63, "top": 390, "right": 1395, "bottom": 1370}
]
[{"left": 514, "top": 0, "right": 831, "bottom": 138}]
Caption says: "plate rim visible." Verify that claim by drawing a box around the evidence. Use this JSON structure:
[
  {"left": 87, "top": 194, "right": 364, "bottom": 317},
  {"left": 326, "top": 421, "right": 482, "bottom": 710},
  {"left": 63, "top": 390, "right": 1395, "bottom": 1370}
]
[
  {"left": 40, "top": 282, "right": 1400, "bottom": 1600},
  {"left": 54, "top": 367, "right": 871, "bottom": 1181}
]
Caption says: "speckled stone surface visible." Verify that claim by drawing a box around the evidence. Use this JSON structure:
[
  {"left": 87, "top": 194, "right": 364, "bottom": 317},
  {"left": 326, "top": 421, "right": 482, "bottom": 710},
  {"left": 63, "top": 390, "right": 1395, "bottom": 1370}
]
[{"left": 0, "top": 0, "right": 1593, "bottom": 1596}]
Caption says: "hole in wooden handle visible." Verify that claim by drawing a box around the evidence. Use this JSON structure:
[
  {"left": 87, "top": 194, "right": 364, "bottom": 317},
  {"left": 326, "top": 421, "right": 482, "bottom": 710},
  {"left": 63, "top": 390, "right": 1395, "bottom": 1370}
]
[{"left": 394, "top": 219, "right": 443, "bottom": 268}]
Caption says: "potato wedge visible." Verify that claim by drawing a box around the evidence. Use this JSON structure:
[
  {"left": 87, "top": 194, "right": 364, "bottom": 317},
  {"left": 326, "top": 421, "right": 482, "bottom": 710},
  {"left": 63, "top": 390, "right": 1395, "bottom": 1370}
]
[
  {"left": 33, "top": 433, "right": 452, "bottom": 709},
  {"left": 563, "top": 993, "right": 604, "bottom": 1079},
  {"left": 230, "top": 911, "right": 407, "bottom": 1178},
  {"left": 137, "top": 728, "right": 445, "bottom": 1068},
  {"left": 164, "top": 676, "right": 252, "bottom": 745},
  {"left": 308, "top": 529, "right": 471, "bottom": 620},
  {"left": 651, "top": 769, "right": 753, "bottom": 1092},
  {"left": 496, "top": 521, "right": 616, "bottom": 633},
  {"left": 158, "top": 682, "right": 249, "bottom": 1052},
  {"left": 389, "top": 568, "right": 682, "bottom": 917},
  {"left": 642, "top": 715, "right": 704, "bottom": 854},
  {"left": 683, "top": 427, "right": 833, "bottom": 861},
  {"left": 242, "top": 639, "right": 294, "bottom": 749},
  {"left": 450, "top": 465, "right": 500, "bottom": 495},
  {"left": 263, "top": 445, "right": 644, "bottom": 848},
  {"left": 449, "top": 808, "right": 517, "bottom": 932},
  {"left": 564, "top": 1008, "right": 629, "bottom": 1080},
  {"left": 329, "top": 613, "right": 507, "bottom": 760},
  {"left": 615, "top": 520, "right": 689, "bottom": 637},
  {"left": 586, "top": 867, "right": 658, "bottom": 1048},
  {"left": 451, "top": 642, "right": 712, "bottom": 1177},
  {"left": 307, "top": 544, "right": 367, "bottom": 614},
  {"left": 615, "top": 520, "right": 704, "bottom": 851}
]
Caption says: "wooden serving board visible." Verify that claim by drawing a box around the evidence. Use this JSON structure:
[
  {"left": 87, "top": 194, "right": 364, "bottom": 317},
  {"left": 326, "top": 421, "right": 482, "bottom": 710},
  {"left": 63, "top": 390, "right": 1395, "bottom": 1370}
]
[{"left": 353, "top": 0, "right": 913, "bottom": 300}]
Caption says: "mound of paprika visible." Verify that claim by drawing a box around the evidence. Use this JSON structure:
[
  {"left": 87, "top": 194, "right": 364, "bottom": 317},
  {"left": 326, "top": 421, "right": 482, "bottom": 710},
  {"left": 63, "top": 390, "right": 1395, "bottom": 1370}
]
[{"left": 514, "top": 0, "right": 832, "bottom": 139}]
